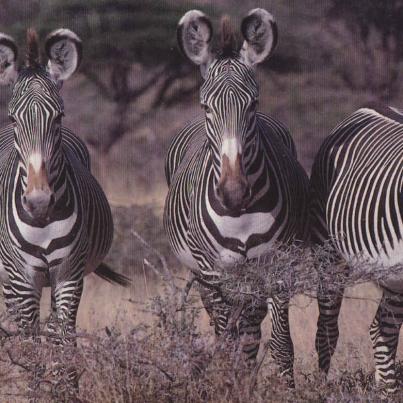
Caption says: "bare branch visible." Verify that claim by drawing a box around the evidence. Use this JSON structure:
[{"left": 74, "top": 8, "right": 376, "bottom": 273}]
[
  {"left": 131, "top": 230, "right": 178, "bottom": 296},
  {"left": 82, "top": 68, "right": 114, "bottom": 101}
]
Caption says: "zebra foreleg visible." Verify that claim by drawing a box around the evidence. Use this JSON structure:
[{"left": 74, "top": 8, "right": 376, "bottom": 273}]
[
  {"left": 2, "top": 279, "right": 46, "bottom": 395},
  {"left": 2, "top": 280, "right": 41, "bottom": 339},
  {"left": 238, "top": 301, "right": 268, "bottom": 364},
  {"left": 315, "top": 288, "right": 344, "bottom": 375},
  {"left": 47, "top": 275, "right": 84, "bottom": 396},
  {"left": 370, "top": 288, "right": 403, "bottom": 395},
  {"left": 269, "top": 294, "right": 295, "bottom": 387},
  {"left": 198, "top": 283, "right": 235, "bottom": 338}
]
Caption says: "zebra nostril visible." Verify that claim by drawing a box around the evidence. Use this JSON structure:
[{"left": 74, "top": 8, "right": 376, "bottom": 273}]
[
  {"left": 215, "top": 186, "right": 222, "bottom": 199},
  {"left": 246, "top": 185, "right": 252, "bottom": 200},
  {"left": 49, "top": 194, "right": 55, "bottom": 206},
  {"left": 22, "top": 195, "right": 27, "bottom": 204}
]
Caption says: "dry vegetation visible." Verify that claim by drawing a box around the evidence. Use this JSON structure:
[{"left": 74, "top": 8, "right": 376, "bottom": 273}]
[
  {"left": 1, "top": 206, "right": 403, "bottom": 402},
  {"left": 2, "top": 291, "right": 402, "bottom": 403}
]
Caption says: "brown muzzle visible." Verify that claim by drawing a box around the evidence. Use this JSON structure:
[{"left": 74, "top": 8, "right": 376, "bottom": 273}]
[
  {"left": 22, "top": 160, "right": 55, "bottom": 219},
  {"left": 216, "top": 153, "right": 251, "bottom": 211}
]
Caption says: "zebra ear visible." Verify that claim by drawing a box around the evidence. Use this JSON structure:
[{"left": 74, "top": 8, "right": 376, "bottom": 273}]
[
  {"left": 177, "top": 10, "right": 213, "bottom": 78},
  {"left": 240, "top": 9, "right": 277, "bottom": 67},
  {"left": 45, "top": 29, "right": 82, "bottom": 82},
  {"left": 0, "top": 33, "right": 18, "bottom": 86}
]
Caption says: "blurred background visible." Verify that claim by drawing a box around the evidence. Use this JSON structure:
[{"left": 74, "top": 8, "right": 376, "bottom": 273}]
[
  {"left": 1, "top": 0, "right": 403, "bottom": 206},
  {"left": 0, "top": 0, "right": 402, "bottom": 381}
]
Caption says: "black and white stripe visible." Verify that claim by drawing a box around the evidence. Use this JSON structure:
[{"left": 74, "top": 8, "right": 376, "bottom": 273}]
[
  {"left": 0, "top": 30, "right": 121, "bottom": 350},
  {"left": 165, "top": 9, "right": 308, "bottom": 385},
  {"left": 310, "top": 104, "right": 403, "bottom": 394}
]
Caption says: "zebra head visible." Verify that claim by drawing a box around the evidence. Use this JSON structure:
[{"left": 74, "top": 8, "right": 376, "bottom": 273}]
[
  {"left": 0, "top": 29, "right": 82, "bottom": 220},
  {"left": 178, "top": 9, "right": 277, "bottom": 212}
]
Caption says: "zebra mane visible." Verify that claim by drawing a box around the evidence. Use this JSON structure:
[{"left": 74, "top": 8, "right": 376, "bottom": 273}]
[
  {"left": 220, "top": 15, "right": 236, "bottom": 57},
  {"left": 26, "top": 28, "right": 40, "bottom": 67}
]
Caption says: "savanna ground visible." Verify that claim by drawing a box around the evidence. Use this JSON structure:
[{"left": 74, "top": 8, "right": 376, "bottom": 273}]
[{"left": 1, "top": 0, "right": 403, "bottom": 401}]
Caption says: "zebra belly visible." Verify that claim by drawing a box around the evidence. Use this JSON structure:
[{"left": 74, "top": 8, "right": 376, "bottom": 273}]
[
  {"left": 370, "top": 242, "right": 403, "bottom": 293},
  {"left": 342, "top": 241, "right": 403, "bottom": 292},
  {"left": 174, "top": 243, "right": 200, "bottom": 271}
]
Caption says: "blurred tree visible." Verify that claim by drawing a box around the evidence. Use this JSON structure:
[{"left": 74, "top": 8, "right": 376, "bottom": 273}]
[
  {"left": 0, "top": 0, "right": 218, "bottom": 153},
  {"left": 325, "top": 0, "right": 403, "bottom": 99},
  {"left": 34, "top": 0, "right": 207, "bottom": 153}
]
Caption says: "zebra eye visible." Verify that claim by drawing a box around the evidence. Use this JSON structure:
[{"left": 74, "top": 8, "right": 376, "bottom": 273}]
[
  {"left": 202, "top": 104, "right": 212, "bottom": 114},
  {"left": 250, "top": 100, "right": 258, "bottom": 110},
  {"left": 9, "top": 115, "right": 16, "bottom": 124},
  {"left": 54, "top": 114, "right": 64, "bottom": 125}
]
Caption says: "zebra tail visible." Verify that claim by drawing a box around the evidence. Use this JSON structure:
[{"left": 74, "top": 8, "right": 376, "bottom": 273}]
[{"left": 94, "top": 262, "right": 131, "bottom": 287}]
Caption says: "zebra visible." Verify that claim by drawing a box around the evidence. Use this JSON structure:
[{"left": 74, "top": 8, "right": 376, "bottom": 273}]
[
  {"left": 310, "top": 104, "right": 403, "bottom": 394},
  {"left": 164, "top": 9, "right": 309, "bottom": 384},
  {"left": 0, "top": 29, "right": 128, "bottom": 346}
]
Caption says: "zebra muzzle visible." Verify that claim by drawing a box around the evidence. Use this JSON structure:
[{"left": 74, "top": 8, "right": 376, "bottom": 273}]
[
  {"left": 216, "top": 154, "right": 251, "bottom": 211},
  {"left": 22, "top": 189, "right": 55, "bottom": 219},
  {"left": 22, "top": 161, "right": 55, "bottom": 219}
]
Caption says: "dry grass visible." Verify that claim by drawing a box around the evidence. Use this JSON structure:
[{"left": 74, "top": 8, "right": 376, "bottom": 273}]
[
  {"left": 1, "top": 285, "right": 402, "bottom": 402},
  {"left": 1, "top": 206, "right": 403, "bottom": 402}
]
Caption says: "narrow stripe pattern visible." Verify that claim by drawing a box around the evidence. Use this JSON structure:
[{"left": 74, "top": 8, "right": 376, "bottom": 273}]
[
  {"left": 310, "top": 104, "right": 403, "bottom": 394},
  {"left": 0, "top": 66, "right": 113, "bottom": 346},
  {"left": 164, "top": 56, "right": 308, "bottom": 383}
]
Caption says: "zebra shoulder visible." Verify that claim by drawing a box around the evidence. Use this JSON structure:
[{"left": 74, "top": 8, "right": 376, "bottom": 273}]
[
  {"left": 256, "top": 112, "right": 297, "bottom": 158},
  {"left": 165, "top": 116, "right": 205, "bottom": 186}
]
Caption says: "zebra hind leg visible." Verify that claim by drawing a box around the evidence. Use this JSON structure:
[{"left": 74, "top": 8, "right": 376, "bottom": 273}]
[
  {"left": 269, "top": 294, "right": 295, "bottom": 387},
  {"left": 315, "top": 288, "right": 344, "bottom": 375},
  {"left": 369, "top": 288, "right": 403, "bottom": 395}
]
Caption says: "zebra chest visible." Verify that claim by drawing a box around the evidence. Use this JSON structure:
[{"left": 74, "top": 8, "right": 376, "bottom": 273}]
[
  {"left": 192, "top": 206, "right": 278, "bottom": 267},
  {"left": 12, "top": 212, "right": 78, "bottom": 266},
  {"left": 206, "top": 210, "right": 275, "bottom": 244}
]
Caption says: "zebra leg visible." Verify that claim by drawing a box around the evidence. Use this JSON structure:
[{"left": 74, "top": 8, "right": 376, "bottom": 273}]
[
  {"left": 315, "top": 288, "right": 344, "bottom": 375},
  {"left": 3, "top": 279, "right": 46, "bottom": 395},
  {"left": 369, "top": 289, "right": 403, "bottom": 394},
  {"left": 3, "top": 280, "right": 41, "bottom": 338},
  {"left": 47, "top": 275, "right": 84, "bottom": 394},
  {"left": 238, "top": 301, "right": 268, "bottom": 363},
  {"left": 198, "top": 283, "right": 235, "bottom": 337},
  {"left": 269, "top": 294, "right": 295, "bottom": 387}
]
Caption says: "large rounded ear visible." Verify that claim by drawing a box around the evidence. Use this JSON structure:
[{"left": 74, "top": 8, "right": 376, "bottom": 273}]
[
  {"left": 45, "top": 29, "right": 82, "bottom": 82},
  {"left": 177, "top": 10, "right": 213, "bottom": 78},
  {"left": 0, "top": 33, "right": 18, "bottom": 85},
  {"left": 240, "top": 9, "right": 277, "bottom": 67}
]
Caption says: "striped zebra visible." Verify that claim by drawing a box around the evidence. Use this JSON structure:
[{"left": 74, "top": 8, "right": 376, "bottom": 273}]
[
  {"left": 310, "top": 104, "right": 403, "bottom": 394},
  {"left": 164, "top": 9, "right": 308, "bottom": 384},
  {"left": 0, "top": 30, "right": 128, "bottom": 344}
]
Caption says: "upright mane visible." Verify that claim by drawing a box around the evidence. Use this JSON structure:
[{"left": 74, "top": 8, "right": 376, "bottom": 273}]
[
  {"left": 26, "top": 28, "right": 40, "bottom": 67},
  {"left": 220, "top": 15, "right": 236, "bottom": 57}
]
